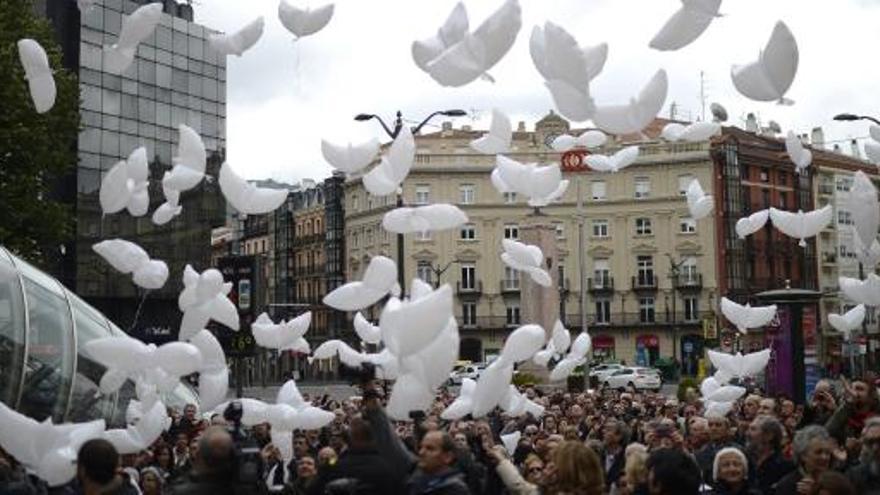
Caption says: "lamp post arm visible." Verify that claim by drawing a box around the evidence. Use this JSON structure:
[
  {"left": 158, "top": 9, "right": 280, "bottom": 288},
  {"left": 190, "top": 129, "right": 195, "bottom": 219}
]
[
  {"left": 372, "top": 115, "right": 396, "bottom": 139},
  {"left": 411, "top": 110, "right": 446, "bottom": 135},
  {"left": 859, "top": 115, "right": 880, "bottom": 126}
]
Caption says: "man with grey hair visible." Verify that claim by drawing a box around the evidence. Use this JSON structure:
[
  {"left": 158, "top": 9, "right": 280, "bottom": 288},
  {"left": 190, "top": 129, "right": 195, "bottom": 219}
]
[
  {"left": 746, "top": 415, "right": 794, "bottom": 493},
  {"left": 603, "top": 418, "right": 630, "bottom": 491},
  {"left": 847, "top": 416, "right": 880, "bottom": 494},
  {"left": 774, "top": 425, "right": 833, "bottom": 495}
]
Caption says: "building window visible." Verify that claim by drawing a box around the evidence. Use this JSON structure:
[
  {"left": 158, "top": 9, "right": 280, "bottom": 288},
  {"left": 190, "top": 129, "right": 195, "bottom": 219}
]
[
  {"left": 459, "top": 184, "right": 475, "bottom": 204},
  {"left": 639, "top": 297, "right": 655, "bottom": 323},
  {"left": 836, "top": 176, "right": 853, "bottom": 192},
  {"left": 635, "top": 217, "right": 653, "bottom": 235},
  {"left": 460, "top": 264, "right": 476, "bottom": 290},
  {"left": 679, "top": 216, "right": 696, "bottom": 233},
  {"left": 504, "top": 224, "right": 519, "bottom": 239},
  {"left": 462, "top": 302, "right": 477, "bottom": 326},
  {"left": 365, "top": 228, "right": 373, "bottom": 245},
  {"left": 503, "top": 192, "right": 517, "bottom": 204},
  {"left": 838, "top": 210, "right": 853, "bottom": 225},
  {"left": 417, "top": 261, "right": 433, "bottom": 285},
  {"left": 637, "top": 255, "right": 654, "bottom": 285},
  {"left": 635, "top": 177, "right": 651, "bottom": 199},
  {"left": 778, "top": 191, "right": 788, "bottom": 209},
  {"left": 595, "top": 299, "right": 611, "bottom": 324},
  {"left": 678, "top": 175, "right": 694, "bottom": 196},
  {"left": 554, "top": 222, "right": 564, "bottom": 239},
  {"left": 592, "top": 219, "right": 609, "bottom": 237},
  {"left": 684, "top": 296, "right": 699, "bottom": 322},
  {"left": 351, "top": 232, "right": 359, "bottom": 248},
  {"left": 593, "top": 259, "right": 611, "bottom": 286},
  {"left": 460, "top": 223, "right": 476, "bottom": 240},
  {"left": 503, "top": 266, "right": 520, "bottom": 290},
  {"left": 591, "top": 181, "right": 607, "bottom": 200},
  {"left": 506, "top": 303, "right": 521, "bottom": 326},
  {"left": 415, "top": 185, "right": 430, "bottom": 205},
  {"left": 682, "top": 256, "right": 698, "bottom": 282},
  {"left": 351, "top": 194, "right": 359, "bottom": 212}
]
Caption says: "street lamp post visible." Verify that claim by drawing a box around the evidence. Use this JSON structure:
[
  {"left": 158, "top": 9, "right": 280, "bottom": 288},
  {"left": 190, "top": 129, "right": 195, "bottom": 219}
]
[
  {"left": 354, "top": 109, "right": 466, "bottom": 295},
  {"left": 666, "top": 254, "right": 686, "bottom": 363}
]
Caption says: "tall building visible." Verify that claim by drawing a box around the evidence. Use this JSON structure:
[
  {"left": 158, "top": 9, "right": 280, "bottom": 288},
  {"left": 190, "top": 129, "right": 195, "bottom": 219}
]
[
  {"left": 39, "top": 0, "right": 227, "bottom": 339},
  {"left": 344, "top": 112, "right": 720, "bottom": 368}
]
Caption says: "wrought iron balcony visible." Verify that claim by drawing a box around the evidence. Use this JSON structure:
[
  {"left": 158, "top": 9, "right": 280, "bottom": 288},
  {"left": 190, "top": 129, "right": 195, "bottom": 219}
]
[
  {"left": 631, "top": 275, "right": 658, "bottom": 291},
  {"left": 456, "top": 280, "right": 483, "bottom": 295},
  {"left": 588, "top": 276, "right": 614, "bottom": 294},
  {"left": 499, "top": 279, "right": 520, "bottom": 294},
  {"left": 674, "top": 273, "right": 703, "bottom": 290}
]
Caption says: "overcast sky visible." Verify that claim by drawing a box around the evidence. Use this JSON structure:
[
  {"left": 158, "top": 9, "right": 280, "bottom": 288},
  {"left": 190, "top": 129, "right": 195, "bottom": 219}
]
[{"left": 194, "top": 0, "right": 880, "bottom": 184}]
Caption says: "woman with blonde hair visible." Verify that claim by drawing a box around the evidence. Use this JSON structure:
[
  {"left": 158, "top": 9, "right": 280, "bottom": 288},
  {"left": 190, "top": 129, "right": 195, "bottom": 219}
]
[{"left": 544, "top": 441, "right": 605, "bottom": 495}]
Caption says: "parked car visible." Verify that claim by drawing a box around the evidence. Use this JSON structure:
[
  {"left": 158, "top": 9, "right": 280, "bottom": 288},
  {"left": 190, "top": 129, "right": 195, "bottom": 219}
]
[
  {"left": 448, "top": 363, "right": 485, "bottom": 385},
  {"left": 589, "top": 363, "right": 625, "bottom": 381},
  {"left": 601, "top": 367, "right": 662, "bottom": 391}
]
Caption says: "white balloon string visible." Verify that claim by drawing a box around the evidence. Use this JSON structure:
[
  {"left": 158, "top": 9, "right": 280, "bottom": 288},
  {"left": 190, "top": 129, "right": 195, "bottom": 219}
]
[{"left": 127, "top": 289, "right": 151, "bottom": 334}]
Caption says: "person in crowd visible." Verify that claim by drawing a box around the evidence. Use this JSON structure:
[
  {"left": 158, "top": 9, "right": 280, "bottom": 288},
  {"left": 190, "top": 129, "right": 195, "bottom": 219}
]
[
  {"left": 603, "top": 418, "right": 630, "bottom": 490},
  {"left": 0, "top": 447, "right": 47, "bottom": 495},
  {"left": 619, "top": 443, "right": 648, "bottom": 495},
  {"left": 747, "top": 414, "right": 795, "bottom": 492},
  {"left": 308, "top": 416, "right": 398, "bottom": 494},
  {"left": 168, "top": 426, "right": 237, "bottom": 495},
  {"left": 707, "top": 447, "right": 758, "bottom": 495},
  {"left": 811, "top": 471, "right": 856, "bottom": 495},
  {"left": 171, "top": 432, "right": 192, "bottom": 474},
  {"left": 542, "top": 440, "right": 604, "bottom": 495},
  {"left": 288, "top": 456, "right": 318, "bottom": 495},
  {"left": 139, "top": 466, "right": 164, "bottom": 495},
  {"left": 846, "top": 416, "right": 880, "bottom": 494},
  {"left": 77, "top": 438, "right": 139, "bottom": 495},
  {"left": 826, "top": 377, "right": 880, "bottom": 447},
  {"left": 802, "top": 381, "right": 837, "bottom": 428},
  {"left": 774, "top": 425, "right": 833, "bottom": 495},
  {"left": 645, "top": 448, "right": 701, "bottom": 495},
  {"left": 406, "top": 431, "right": 471, "bottom": 495}
]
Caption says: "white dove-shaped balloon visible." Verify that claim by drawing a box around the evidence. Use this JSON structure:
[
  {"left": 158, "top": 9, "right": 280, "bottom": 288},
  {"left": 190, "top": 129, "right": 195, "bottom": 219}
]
[
  {"left": 278, "top": 1, "right": 334, "bottom": 39},
  {"left": 380, "top": 283, "right": 454, "bottom": 358},
  {"left": 103, "top": 400, "right": 168, "bottom": 454},
  {"left": 828, "top": 304, "right": 865, "bottom": 340},
  {"left": 769, "top": 205, "right": 832, "bottom": 247},
  {"left": 92, "top": 239, "right": 169, "bottom": 290},
  {"left": 704, "top": 401, "right": 735, "bottom": 418},
  {"left": 720, "top": 297, "right": 776, "bottom": 334},
  {"left": 219, "top": 162, "right": 289, "bottom": 215},
  {"left": 363, "top": 127, "right": 415, "bottom": 196},
  {"left": 189, "top": 329, "right": 229, "bottom": 411},
  {"left": 584, "top": 146, "right": 640, "bottom": 173},
  {"left": 592, "top": 69, "right": 668, "bottom": 135},
  {"left": 417, "top": 0, "right": 522, "bottom": 87},
  {"left": 178, "top": 265, "right": 240, "bottom": 340},
  {"left": 708, "top": 349, "right": 771, "bottom": 381},
  {"left": 847, "top": 171, "right": 880, "bottom": 251},
  {"left": 535, "top": 319, "right": 571, "bottom": 367},
  {"left": 471, "top": 360, "right": 514, "bottom": 417},
  {"left": 0, "top": 402, "right": 106, "bottom": 487},
  {"left": 470, "top": 108, "right": 512, "bottom": 154},
  {"left": 323, "top": 255, "right": 398, "bottom": 311},
  {"left": 497, "top": 324, "right": 546, "bottom": 366},
  {"left": 17, "top": 39, "right": 56, "bottom": 113},
  {"left": 686, "top": 179, "right": 714, "bottom": 220},
  {"left": 839, "top": 274, "right": 880, "bottom": 307},
  {"left": 785, "top": 131, "right": 812, "bottom": 173},
  {"left": 84, "top": 337, "right": 203, "bottom": 394},
  {"left": 735, "top": 209, "right": 770, "bottom": 239},
  {"left": 382, "top": 204, "right": 469, "bottom": 234},
  {"left": 649, "top": 0, "right": 722, "bottom": 51},
  {"left": 353, "top": 312, "right": 382, "bottom": 344},
  {"left": 251, "top": 311, "right": 311, "bottom": 350},
  {"left": 321, "top": 137, "right": 380, "bottom": 175},
  {"left": 661, "top": 122, "right": 721, "bottom": 142},
  {"left": 731, "top": 21, "right": 798, "bottom": 105},
  {"left": 163, "top": 124, "right": 207, "bottom": 192},
  {"left": 99, "top": 147, "right": 150, "bottom": 217},
  {"left": 104, "top": 2, "right": 162, "bottom": 74},
  {"left": 549, "top": 331, "right": 592, "bottom": 382},
  {"left": 492, "top": 155, "right": 564, "bottom": 205},
  {"left": 500, "top": 431, "right": 521, "bottom": 455},
  {"left": 153, "top": 175, "right": 182, "bottom": 226},
  {"left": 866, "top": 129, "right": 880, "bottom": 165},
  {"left": 209, "top": 17, "right": 264, "bottom": 57},
  {"left": 700, "top": 380, "right": 746, "bottom": 403},
  {"left": 442, "top": 377, "right": 476, "bottom": 419},
  {"left": 551, "top": 130, "right": 607, "bottom": 152},
  {"left": 412, "top": 2, "right": 468, "bottom": 71},
  {"left": 501, "top": 239, "right": 551, "bottom": 287}
]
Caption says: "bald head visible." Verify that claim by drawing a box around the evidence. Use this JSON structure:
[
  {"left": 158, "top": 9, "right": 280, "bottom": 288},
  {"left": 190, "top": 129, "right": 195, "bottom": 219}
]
[{"left": 196, "top": 427, "right": 235, "bottom": 474}]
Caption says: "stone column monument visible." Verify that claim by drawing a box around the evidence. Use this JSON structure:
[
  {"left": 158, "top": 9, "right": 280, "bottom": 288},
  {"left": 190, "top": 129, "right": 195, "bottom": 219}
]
[{"left": 518, "top": 212, "right": 559, "bottom": 378}]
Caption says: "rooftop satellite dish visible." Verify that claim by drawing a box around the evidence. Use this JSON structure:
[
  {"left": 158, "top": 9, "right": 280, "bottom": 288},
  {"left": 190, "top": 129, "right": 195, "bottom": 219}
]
[{"left": 710, "top": 102, "right": 728, "bottom": 123}]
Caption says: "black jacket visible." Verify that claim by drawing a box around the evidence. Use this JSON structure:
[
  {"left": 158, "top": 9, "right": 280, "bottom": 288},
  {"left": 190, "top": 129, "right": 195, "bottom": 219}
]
[
  {"left": 847, "top": 462, "right": 880, "bottom": 495},
  {"left": 167, "top": 471, "right": 240, "bottom": 495},
  {"left": 752, "top": 452, "right": 795, "bottom": 494},
  {"left": 704, "top": 481, "right": 761, "bottom": 495},
  {"left": 771, "top": 469, "right": 803, "bottom": 495},
  {"left": 307, "top": 447, "right": 399, "bottom": 495},
  {"left": 406, "top": 468, "right": 471, "bottom": 495}
]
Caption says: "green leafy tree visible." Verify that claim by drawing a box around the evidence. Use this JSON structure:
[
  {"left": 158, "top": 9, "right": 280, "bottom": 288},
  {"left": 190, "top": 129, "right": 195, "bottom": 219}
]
[{"left": 0, "top": 0, "right": 79, "bottom": 265}]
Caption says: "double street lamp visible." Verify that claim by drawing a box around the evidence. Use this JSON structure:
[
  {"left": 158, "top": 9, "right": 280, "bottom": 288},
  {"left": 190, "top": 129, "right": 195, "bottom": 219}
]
[{"left": 354, "top": 109, "right": 467, "bottom": 294}]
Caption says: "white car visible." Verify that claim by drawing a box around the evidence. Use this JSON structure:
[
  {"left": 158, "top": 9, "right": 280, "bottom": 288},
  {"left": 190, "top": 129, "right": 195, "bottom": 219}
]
[
  {"left": 589, "top": 363, "right": 625, "bottom": 382},
  {"left": 601, "top": 367, "right": 662, "bottom": 391},
  {"left": 448, "top": 364, "right": 484, "bottom": 385}
]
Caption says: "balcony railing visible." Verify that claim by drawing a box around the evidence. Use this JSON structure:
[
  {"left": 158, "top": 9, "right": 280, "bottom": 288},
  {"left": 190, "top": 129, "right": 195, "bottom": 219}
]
[
  {"left": 457, "top": 312, "right": 711, "bottom": 331},
  {"left": 588, "top": 277, "right": 614, "bottom": 293},
  {"left": 456, "top": 280, "right": 483, "bottom": 295},
  {"left": 674, "top": 273, "right": 703, "bottom": 290},
  {"left": 632, "top": 275, "right": 658, "bottom": 291},
  {"left": 500, "top": 279, "right": 520, "bottom": 293}
]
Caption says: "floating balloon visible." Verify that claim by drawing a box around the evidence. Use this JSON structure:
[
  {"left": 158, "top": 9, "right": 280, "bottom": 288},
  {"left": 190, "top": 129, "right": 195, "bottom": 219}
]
[
  {"left": 686, "top": 179, "right": 714, "bottom": 220},
  {"left": 209, "top": 17, "right": 264, "bottom": 57},
  {"left": 381, "top": 285, "right": 454, "bottom": 357},
  {"left": 470, "top": 109, "right": 512, "bottom": 154},
  {"left": 363, "top": 126, "right": 415, "bottom": 196},
  {"left": 219, "top": 162, "right": 289, "bottom": 215},
  {"left": 252, "top": 311, "right": 312, "bottom": 350},
  {"left": 704, "top": 401, "right": 734, "bottom": 418},
  {"left": 530, "top": 22, "right": 607, "bottom": 89},
  {"left": 353, "top": 312, "right": 381, "bottom": 344},
  {"left": 417, "top": 0, "right": 522, "bottom": 87},
  {"left": 499, "top": 324, "right": 546, "bottom": 364},
  {"left": 720, "top": 297, "right": 776, "bottom": 334},
  {"left": 321, "top": 137, "right": 380, "bottom": 175},
  {"left": 92, "top": 240, "right": 167, "bottom": 290},
  {"left": 17, "top": 39, "right": 56, "bottom": 113},
  {"left": 785, "top": 131, "right": 812, "bottom": 173},
  {"left": 471, "top": 361, "right": 514, "bottom": 417},
  {"left": 492, "top": 155, "right": 565, "bottom": 208},
  {"left": 735, "top": 209, "right": 769, "bottom": 239},
  {"left": 661, "top": 121, "right": 720, "bottom": 142},
  {"left": 85, "top": 337, "right": 202, "bottom": 393},
  {"left": 278, "top": 1, "right": 334, "bottom": 39},
  {"left": 323, "top": 256, "right": 397, "bottom": 311},
  {"left": 442, "top": 378, "right": 476, "bottom": 420},
  {"left": 105, "top": 3, "right": 162, "bottom": 74},
  {"left": 412, "top": 2, "right": 468, "bottom": 71},
  {"left": 551, "top": 320, "right": 571, "bottom": 355},
  {"left": 104, "top": 400, "right": 167, "bottom": 454},
  {"left": 592, "top": 69, "right": 667, "bottom": 135},
  {"left": 839, "top": 274, "right": 880, "bottom": 307},
  {"left": 544, "top": 79, "right": 595, "bottom": 123},
  {"left": 855, "top": 238, "right": 880, "bottom": 271},
  {"left": 649, "top": 0, "right": 722, "bottom": 51},
  {"left": 708, "top": 349, "right": 771, "bottom": 381},
  {"left": 178, "top": 265, "right": 240, "bottom": 339},
  {"left": 731, "top": 21, "right": 798, "bottom": 105},
  {"left": 275, "top": 379, "right": 335, "bottom": 430},
  {"left": 152, "top": 177, "right": 182, "bottom": 226},
  {"left": 383, "top": 204, "right": 468, "bottom": 234},
  {"left": 549, "top": 331, "right": 591, "bottom": 381},
  {"left": 551, "top": 130, "right": 607, "bottom": 151},
  {"left": 847, "top": 171, "right": 880, "bottom": 251},
  {"left": 386, "top": 373, "right": 435, "bottom": 421},
  {"left": 100, "top": 147, "right": 150, "bottom": 216},
  {"left": 704, "top": 385, "right": 746, "bottom": 403},
  {"left": 164, "top": 124, "right": 207, "bottom": 192},
  {"left": 584, "top": 146, "right": 640, "bottom": 173},
  {"left": 500, "top": 431, "right": 521, "bottom": 455},
  {"left": 769, "top": 205, "right": 832, "bottom": 247},
  {"left": 828, "top": 304, "right": 865, "bottom": 340},
  {"left": 501, "top": 239, "right": 551, "bottom": 287},
  {"left": 866, "top": 140, "right": 880, "bottom": 166}
]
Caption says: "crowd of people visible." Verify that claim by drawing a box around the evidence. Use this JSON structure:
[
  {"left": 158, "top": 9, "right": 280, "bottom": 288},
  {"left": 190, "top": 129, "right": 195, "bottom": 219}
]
[{"left": 2, "top": 372, "right": 880, "bottom": 495}]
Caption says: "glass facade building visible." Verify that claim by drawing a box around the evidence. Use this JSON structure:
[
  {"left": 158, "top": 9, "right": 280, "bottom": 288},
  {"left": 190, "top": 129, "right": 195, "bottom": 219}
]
[
  {"left": 40, "top": 0, "right": 227, "bottom": 338},
  {"left": 0, "top": 246, "right": 198, "bottom": 425}
]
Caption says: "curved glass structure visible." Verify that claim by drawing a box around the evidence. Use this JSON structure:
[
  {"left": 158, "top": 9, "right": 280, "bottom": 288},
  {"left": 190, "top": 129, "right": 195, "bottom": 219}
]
[{"left": 0, "top": 246, "right": 197, "bottom": 427}]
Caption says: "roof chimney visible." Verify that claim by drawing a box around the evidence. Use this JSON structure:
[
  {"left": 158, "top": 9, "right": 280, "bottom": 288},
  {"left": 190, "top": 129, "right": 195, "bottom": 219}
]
[
  {"left": 810, "top": 127, "right": 825, "bottom": 149},
  {"left": 851, "top": 139, "right": 862, "bottom": 159},
  {"left": 517, "top": 121, "right": 526, "bottom": 132},
  {"left": 745, "top": 113, "right": 759, "bottom": 133}
]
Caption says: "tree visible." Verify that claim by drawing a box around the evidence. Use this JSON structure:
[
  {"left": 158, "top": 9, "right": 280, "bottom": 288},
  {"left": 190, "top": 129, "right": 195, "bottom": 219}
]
[{"left": 0, "top": 0, "right": 79, "bottom": 265}]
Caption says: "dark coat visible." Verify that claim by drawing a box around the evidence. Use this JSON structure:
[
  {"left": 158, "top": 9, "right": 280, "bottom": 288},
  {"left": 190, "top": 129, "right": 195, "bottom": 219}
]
[
  {"left": 307, "top": 446, "right": 399, "bottom": 495},
  {"left": 847, "top": 462, "right": 880, "bottom": 495},
  {"left": 752, "top": 452, "right": 795, "bottom": 494},
  {"left": 406, "top": 467, "right": 471, "bottom": 495},
  {"left": 167, "top": 471, "right": 239, "bottom": 495},
  {"left": 703, "top": 481, "right": 761, "bottom": 495},
  {"left": 771, "top": 469, "right": 803, "bottom": 495}
]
